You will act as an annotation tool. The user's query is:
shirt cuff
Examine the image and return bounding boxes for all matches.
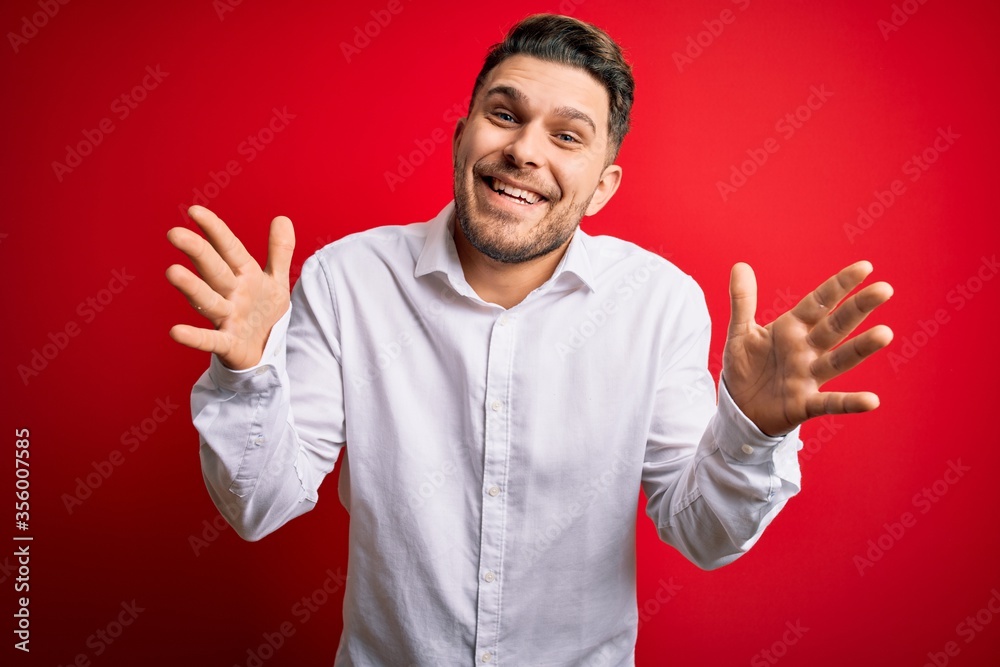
[712,379,802,469]
[207,306,292,393]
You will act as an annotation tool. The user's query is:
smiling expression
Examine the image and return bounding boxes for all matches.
[452,54,623,264]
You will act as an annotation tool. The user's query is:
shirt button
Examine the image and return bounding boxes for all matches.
[488,486,501,497]
[741,443,755,455]
[498,315,508,326]
[491,400,502,412]
[254,367,268,376]
[483,570,495,582]
[254,436,264,446]
[482,652,492,663]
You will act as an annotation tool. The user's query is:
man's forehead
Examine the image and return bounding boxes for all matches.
[478,55,609,126]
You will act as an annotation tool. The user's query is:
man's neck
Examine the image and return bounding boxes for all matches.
[451,213,571,310]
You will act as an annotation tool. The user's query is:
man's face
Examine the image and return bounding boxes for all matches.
[452,54,622,264]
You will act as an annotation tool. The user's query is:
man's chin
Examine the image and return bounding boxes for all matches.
[473,201,545,230]
[460,215,572,265]
[457,214,530,263]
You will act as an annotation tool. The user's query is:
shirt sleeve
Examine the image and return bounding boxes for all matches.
[192,254,347,541]
[640,276,803,570]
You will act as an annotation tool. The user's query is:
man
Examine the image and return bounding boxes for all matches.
[166,14,893,666]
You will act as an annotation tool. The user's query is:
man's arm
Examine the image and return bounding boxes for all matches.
[167,206,345,541]
[641,277,802,570]
[643,262,892,569]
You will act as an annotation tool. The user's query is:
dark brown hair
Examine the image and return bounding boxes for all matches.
[470,14,635,163]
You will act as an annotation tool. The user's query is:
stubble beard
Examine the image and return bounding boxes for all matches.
[452,157,592,264]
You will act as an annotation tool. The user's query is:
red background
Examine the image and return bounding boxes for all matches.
[3,0,999,665]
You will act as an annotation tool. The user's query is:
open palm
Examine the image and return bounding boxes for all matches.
[165,205,295,370]
[722,261,894,437]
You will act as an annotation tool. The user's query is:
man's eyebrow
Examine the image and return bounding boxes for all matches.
[485,84,527,105]
[552,105,596,135]
[484,85,598,135]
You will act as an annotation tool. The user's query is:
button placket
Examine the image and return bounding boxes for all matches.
[473,313,515,664]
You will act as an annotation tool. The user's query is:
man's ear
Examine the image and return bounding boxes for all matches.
[584,164,623,216]
[452,117,467,155]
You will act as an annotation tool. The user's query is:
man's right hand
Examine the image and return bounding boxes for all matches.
[166,205,295,370]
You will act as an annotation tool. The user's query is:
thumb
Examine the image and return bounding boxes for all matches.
[264,215,295,286]
[728,262,758,337]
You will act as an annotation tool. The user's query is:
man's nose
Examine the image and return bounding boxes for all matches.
[503,123,547,169]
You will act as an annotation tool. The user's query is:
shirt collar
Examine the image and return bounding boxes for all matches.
[414,200,597,294]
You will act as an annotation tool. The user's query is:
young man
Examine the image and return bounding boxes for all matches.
[166,14,893,666]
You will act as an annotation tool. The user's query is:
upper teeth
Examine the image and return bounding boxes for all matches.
[491,177,541,204]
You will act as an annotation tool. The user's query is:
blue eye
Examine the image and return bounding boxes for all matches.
[557,134,578,143]
[495,112,515,122]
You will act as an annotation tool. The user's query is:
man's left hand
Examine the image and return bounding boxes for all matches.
[722,260,894,437]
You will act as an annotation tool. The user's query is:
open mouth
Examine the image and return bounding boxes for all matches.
[482,175,547,206]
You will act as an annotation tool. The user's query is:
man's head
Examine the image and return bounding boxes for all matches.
[471,14,635,165]
[452,14,634,265]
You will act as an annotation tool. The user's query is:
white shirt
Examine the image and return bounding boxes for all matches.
[193,200,803,667]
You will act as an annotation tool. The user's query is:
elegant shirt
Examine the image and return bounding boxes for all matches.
[193,200,803,667]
